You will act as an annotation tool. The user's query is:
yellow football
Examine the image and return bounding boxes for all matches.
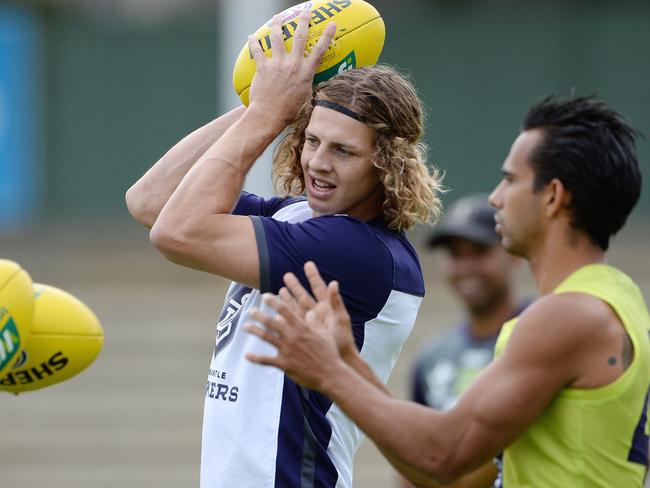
[0,283,103,394]
[233,0,385,106]
[0,259,34,377]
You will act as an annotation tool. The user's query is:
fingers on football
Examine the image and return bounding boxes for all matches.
[248,34,265,64]
[304,261,328,302]
[308,21,336,70]
[244,322,282,349]
[283,272,316,310]
[268,14,286,59]
[291,9,310,58]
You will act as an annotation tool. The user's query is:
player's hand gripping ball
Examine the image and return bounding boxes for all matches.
[233,0,385,106]
[0,283,103,394]
[0,260,34,377]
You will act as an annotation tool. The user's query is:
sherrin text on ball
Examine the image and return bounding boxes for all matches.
[0,283,103,394]
[233,0,385,105]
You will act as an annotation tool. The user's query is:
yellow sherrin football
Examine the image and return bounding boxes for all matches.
[0,283,103,394]
[0,259,34,377]
[233,0,385,106]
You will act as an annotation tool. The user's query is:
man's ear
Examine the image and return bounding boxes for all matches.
[544,178,571,218]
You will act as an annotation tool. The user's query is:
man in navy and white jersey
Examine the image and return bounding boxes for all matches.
[126,11,442,488]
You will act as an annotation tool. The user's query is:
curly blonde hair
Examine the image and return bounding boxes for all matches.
[273,65,443,231]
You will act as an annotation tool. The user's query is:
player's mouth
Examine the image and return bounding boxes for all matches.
[308,176,336,199]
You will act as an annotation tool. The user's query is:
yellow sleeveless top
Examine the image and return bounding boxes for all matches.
[494,264,650,487]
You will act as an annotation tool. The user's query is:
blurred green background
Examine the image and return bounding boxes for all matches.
[1,1,649,487]
[1,0,649,225]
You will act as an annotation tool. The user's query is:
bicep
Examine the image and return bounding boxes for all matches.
[445,318,581,471]
[446,358,556,466]
[150,214,260,288]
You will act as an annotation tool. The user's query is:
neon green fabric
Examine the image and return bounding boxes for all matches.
[494,264,650,487]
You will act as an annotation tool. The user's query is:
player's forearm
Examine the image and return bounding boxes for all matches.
[341,366,445,487]
[126,105,246,228]
[320,361,460,485]
[344,350,391,395]
[383,449,445,487]
[150,106,284,240]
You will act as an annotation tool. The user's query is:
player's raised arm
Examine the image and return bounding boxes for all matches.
[147,12,336,287]
[125,106,246,229]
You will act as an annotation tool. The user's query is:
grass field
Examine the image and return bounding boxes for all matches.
[1,221,648,487]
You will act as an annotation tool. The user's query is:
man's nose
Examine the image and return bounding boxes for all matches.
[308,147,333,172]
[489,181,503,208]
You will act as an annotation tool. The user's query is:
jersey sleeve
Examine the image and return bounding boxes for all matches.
[232,191,307,217]
[251,214,392,293]
[250,215,395,344]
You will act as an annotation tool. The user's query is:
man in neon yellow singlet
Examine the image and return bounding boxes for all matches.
[244,96,649,487]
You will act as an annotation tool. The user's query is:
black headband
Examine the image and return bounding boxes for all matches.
[313,99,366,124]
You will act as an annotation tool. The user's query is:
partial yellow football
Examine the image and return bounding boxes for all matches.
[0,283,103,394]
[233,0,385,106]
[0,259,34,377]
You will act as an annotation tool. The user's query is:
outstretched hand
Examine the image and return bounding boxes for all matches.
[283,262,357,361]
[245,261,355,389]
[247,9,336,127]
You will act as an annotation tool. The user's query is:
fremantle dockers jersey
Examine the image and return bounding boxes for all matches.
[200,192,425,488]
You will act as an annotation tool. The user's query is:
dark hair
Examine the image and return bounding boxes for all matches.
[523,96,642,250]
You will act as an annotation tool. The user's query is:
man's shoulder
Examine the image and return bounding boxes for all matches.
[268,196,310,220]
[502,293,614,367]
[302,214,378,236]
[313,215,425,296]
[255,213,423,296]
[299,215,419,264]
[522,293,613,334]
[234,191,308,219]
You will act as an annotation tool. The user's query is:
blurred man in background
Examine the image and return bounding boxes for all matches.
[402,194,526,487]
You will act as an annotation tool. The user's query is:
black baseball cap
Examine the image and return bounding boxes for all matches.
[428,194,499,248]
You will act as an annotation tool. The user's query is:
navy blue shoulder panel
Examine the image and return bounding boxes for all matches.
[365,218,425,297]
[233,191,307,217]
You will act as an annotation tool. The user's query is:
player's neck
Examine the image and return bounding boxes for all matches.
[527,228,606,295]
[468,293,517,340]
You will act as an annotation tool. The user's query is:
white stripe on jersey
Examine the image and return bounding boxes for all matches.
[200,201,312,488]
[325,290,423,488]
